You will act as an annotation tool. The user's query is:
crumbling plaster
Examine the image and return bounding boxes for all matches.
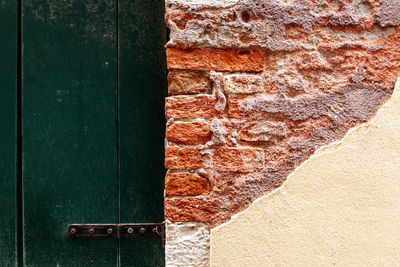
[210,78,400,266]
[164,0,400,227]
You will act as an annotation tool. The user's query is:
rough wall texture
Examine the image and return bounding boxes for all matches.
[166,222,210,267]
[164,0,400,228]
[211,78,400,266]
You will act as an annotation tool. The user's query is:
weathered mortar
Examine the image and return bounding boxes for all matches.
[164,0,400,228]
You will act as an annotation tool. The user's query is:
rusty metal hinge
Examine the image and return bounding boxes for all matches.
[66,223,165,246]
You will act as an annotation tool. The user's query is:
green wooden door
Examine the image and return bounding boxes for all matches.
[0,1,18,266]
[1,1,166,266]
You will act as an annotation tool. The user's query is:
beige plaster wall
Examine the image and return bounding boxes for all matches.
[210,79,400,266]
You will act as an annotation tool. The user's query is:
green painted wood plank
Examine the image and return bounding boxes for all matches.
[0,1,17,266]
[118,0,167,266]
[22,1,118,266]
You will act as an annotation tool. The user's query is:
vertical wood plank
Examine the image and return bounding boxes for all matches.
[22,1,118,265]
[0,1,17,266]
[118,0,167,265]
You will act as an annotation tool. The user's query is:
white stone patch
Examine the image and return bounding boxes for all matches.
[166,0,239,9]
[166,222,210,267]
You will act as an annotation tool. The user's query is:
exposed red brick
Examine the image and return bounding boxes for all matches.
[165,172,211,196]
[168,71,212,95]
[165,146,202,170]
[213,147,264,172]
[284,24,308,43]
[165,95,217,119]
[223,74,263,95]
[166,10,192,31]
[166,122,211,145]
[164,0,400,228]
[366,29,400,87]
[165,197,221,223]
[166,48,263,72]
[238,121,287,145]
[227,97,246,118]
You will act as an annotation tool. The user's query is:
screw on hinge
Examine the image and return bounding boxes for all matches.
[127,227,134,234]
[88,228,95,235]
[139,227,146,234]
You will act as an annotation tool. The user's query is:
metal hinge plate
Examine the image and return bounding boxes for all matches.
[66,223,165,246]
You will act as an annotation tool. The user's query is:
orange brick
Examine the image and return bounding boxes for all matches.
[227,97,246,118]
[164,197,221,223]
[165,95,217,119]
[165,172,211,196]
[167,48,263,72]
[165,146,202,170]
[223,74,263,94]
[166,122,211,145]
[213,147,264,172]
[168,71,212,95]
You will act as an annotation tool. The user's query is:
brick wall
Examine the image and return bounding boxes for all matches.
[164,0,400,228]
